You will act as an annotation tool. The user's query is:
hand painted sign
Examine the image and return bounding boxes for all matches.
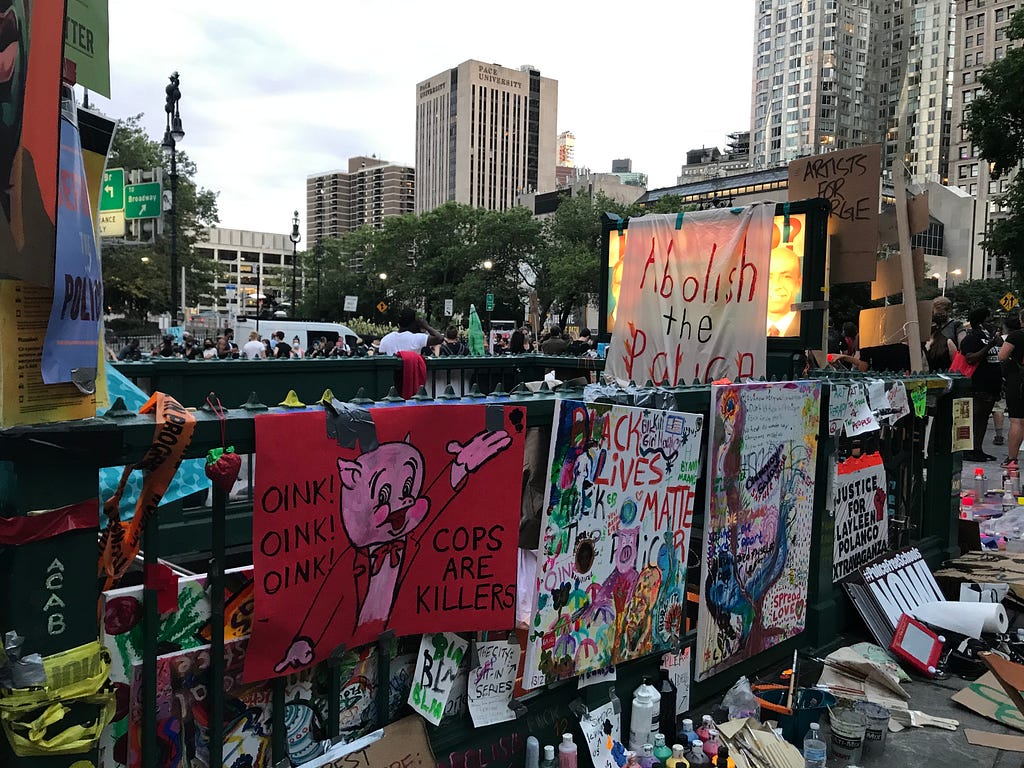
[409,632,468,726]
[697,381,821,681]
[523,400,702,688]
[831,452,889,582]
[606,204,774,385]
[245,404,525,682]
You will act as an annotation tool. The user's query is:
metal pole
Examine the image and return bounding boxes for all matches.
[316,239,322,320]
[170,145,178,326]
[256,261,261,335]
[291,241,297,318]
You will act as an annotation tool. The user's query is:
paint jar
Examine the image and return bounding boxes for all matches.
[853,701,890,758]
[827,708,867,765]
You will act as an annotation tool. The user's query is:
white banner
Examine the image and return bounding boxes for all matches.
[607,204,775,385]
[831,452,889,582]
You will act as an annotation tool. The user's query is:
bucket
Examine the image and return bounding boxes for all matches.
[829,707,867,764]
[854,701,890,757]
[754,688,836,747]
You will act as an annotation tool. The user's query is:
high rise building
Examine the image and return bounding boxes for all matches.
[193,228,300,318]
[415,60,558,212]
[558,130,576,167]
[611,158,631,173]
[951,0,1017,280]
[750,0,956,184]
[306,156,414,243]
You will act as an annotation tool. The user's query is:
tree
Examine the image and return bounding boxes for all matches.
[102,115,220,317]
[963,10,1024,275]
[947,278,1016,319]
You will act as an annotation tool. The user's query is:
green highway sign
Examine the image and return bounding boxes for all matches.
[486,293,494,311]
[100,168,124,211]
[124,182,162,219]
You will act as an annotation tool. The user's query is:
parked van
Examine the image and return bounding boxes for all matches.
[233,319,361,351]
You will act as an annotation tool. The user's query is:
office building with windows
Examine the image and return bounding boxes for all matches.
[415,60,558,212]
[951,0,1018,279]
[306,156,414,243]
[750,0,956,184]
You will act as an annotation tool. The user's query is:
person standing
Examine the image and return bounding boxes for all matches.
[933,296,966,349]
[999,312,1024,469]
[439,327,469,356]
[242,331,265,359]
[960,307,1003,462]
[540,326,568,355]
[273,331,291,358]
[924,320,956,372]
[379,307,443,355]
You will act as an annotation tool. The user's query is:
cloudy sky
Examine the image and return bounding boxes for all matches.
[94,0,754,238]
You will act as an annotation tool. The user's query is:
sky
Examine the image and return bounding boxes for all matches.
[94,0,755,239]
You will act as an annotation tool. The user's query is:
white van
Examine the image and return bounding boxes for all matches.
[233,319,362,352]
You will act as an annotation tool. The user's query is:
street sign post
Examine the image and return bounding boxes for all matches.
[124,182,162,219]
[376,300,388,314]
[344,295,358,313]
[100,168,124,212]
[485,293,494,312]
[1001,292,1019,313]
[444,298,454,316]
[98,210,125,238]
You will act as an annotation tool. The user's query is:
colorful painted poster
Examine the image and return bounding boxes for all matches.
[1,0,63,286]
[606,204,775,385]
[831,453,889,583]
[41,115,103,385]
[523,400,702,688]
[246,404,525,682]
[408,632,468,726]
[468,640,520,728]
[697,381,821,681]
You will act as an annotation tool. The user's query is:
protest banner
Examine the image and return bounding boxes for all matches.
[523,400,702,688]
[697,381,821,681]
[952,397,974,452]
[788,144,881,284]
[606,204,775,385]
[64,0,111,97]
[831,452,889,582]
[1,0,63,285]
[409,632,468,726]
[245,404,525,682]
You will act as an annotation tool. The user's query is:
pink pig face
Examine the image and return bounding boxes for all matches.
[337,441,431,547]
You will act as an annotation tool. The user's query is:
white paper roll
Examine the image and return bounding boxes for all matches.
[911,600,1009,639]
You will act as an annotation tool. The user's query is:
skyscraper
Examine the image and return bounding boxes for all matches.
[750,0,956,184]
[415,60,558,213]
[306,156,415,243]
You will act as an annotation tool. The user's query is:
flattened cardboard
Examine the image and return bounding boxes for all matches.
[859,301,933,348]
[965,729,1024,751]
[982,653,1024,716]
[908,190,930,235]
[321,715,434,768]
[871,249,925,300]
[952,672,1024,733]
[879,210,899,245]
[789,144,881,284]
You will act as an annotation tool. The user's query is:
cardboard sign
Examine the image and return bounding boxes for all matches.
[696,381,822,681]
[952,672,1024,733]
[245,405,525,682]
[953,398,974,452]
[858,301,933,348]
[788,145,881,284]
[606,205,775,385]
[468,640,520,727]
[409,633,468,726]
[523,401,702,687]
[871,248,924,300]
[318,715,435,768]
[831,453,889,582]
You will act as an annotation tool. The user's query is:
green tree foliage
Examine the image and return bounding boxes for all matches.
[102,115,220,317]
[963,10,1024,273]
[946,278,1016,319]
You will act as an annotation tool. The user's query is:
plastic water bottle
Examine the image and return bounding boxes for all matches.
[1004,481,1018,514]
[803,722,827,768]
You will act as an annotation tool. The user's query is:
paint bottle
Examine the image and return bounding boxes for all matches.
[1011,467,1021,497]
[653,733,674,764]
[540,745,558,768]
[658,669,678,740]
[526,736,540,768]
[1004,482,1018,515]
[711,745,734,768]
[702,730,721,759]
[630,677,661,749]
[974,467,987,499]
[688,739,710,766]
[558,734,578,768]
[679,718,699,746]
[665,744,690,768]
[639,743,657,768]
[696,715,714,742]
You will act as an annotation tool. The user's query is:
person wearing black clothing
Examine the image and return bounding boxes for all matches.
[567,328,595,357]
[272,330,291,359]
[925,320,956,372]
[117,339,141,361]
[438,327,469,356]
[960,307,1003,462]
[998,312,1024,469]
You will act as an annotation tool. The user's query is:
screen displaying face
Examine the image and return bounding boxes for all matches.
[605,212,806,339]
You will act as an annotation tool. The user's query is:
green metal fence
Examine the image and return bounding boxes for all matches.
[0,366,965,768]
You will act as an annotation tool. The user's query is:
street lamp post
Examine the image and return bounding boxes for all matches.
[290,211,301,317]
[315,238,322,320]
[932,267,963,296]
[161,72,184,326]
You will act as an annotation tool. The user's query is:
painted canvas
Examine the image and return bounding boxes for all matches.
[246,404,526,682]
[523,400,702,688]
[696,381,821,681]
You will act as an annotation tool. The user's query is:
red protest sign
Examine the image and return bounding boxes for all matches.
[245,404,526,682]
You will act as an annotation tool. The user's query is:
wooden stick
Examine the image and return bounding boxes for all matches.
[786,649,798,711]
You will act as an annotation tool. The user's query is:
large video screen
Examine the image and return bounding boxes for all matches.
[605,212,807,339]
